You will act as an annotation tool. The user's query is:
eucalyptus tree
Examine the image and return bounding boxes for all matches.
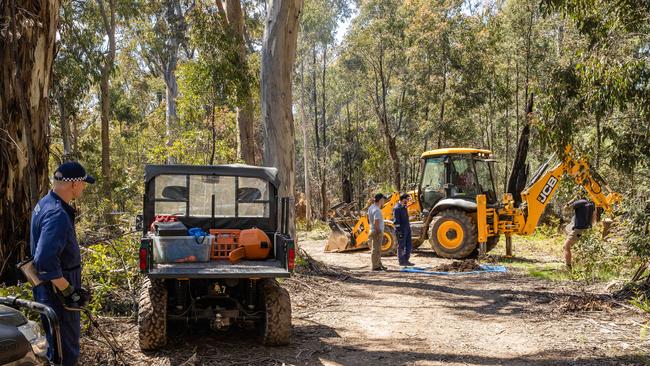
[0,0,60,284]
[134,0,195,164]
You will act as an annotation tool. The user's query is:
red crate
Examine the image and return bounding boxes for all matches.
[209,229,241,259]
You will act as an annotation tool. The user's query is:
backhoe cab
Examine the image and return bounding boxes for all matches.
[418,148,500,258]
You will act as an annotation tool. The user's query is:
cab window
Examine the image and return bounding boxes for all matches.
[474,159,497,202]
[450,157,478,196]
[420,157,446,208]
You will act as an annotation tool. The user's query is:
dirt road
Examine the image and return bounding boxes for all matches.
[81,235,649,365]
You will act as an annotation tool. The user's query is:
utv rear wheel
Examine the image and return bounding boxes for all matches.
[380,226,398,257]
[429,209,478,259]
[260,279,291,346]
[138,278,167,350]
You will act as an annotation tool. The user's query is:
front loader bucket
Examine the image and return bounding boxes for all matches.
[324,229,353,252]
[324,217,357,252]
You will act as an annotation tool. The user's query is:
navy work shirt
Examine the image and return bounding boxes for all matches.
[572,199,595,230]
[30,191,82,322]
[392,202,411,233]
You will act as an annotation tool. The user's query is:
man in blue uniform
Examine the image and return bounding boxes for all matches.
[393,193,414,266]
[31,162,94,365]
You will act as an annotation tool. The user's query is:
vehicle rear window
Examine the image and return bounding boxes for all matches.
[154,174,271,218]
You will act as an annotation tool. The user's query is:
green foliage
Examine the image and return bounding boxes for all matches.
[82,236,140,315]
[571,228,640,283]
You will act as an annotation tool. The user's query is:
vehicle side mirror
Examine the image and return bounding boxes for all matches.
[135,215,144,231]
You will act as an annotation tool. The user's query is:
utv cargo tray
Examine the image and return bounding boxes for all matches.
[148,260,289,279]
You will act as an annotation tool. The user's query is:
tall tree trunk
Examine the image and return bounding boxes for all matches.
[97,0,116,199]
[0,0,59,284]
[164,69,178,164]
[210,97,216,165]
[321,44,327,148]
[311,44,319,152]
[261,0,303,238]
[299,59,312,229]
[58,95,72,158]
[223,0,256,165]
[595,116,601,169]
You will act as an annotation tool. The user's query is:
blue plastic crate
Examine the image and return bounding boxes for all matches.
[152,235,213,263]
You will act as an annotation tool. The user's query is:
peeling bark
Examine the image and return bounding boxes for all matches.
[0,0,60,284]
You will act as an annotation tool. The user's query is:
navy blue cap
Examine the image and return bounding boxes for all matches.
[400,193,411,200]
[53,162,96,184]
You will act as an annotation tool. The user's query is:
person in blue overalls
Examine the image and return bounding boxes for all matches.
[393,193,414,266]
[31,161,94,366]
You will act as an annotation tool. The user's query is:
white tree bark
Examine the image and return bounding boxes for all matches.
[261,0,303,238]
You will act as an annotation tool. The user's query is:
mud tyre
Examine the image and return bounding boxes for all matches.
[259,279,291,346]
[487,235,500,252]
[380,226,398,257]
[138,278,167,350]
[412,238,425,250]
[428,209,478,259]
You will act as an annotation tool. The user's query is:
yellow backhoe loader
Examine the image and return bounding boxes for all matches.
[325,146,620,258]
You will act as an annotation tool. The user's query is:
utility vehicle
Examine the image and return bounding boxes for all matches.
[137,164,294,349]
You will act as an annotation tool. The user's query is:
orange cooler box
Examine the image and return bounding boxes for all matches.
[239,228,272,259]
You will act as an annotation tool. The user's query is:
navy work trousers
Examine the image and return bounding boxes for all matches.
[397,230,412,265]
[33,284,80,366]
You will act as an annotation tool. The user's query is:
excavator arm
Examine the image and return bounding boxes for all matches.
[477,145,621,244]
[517,146,621,235]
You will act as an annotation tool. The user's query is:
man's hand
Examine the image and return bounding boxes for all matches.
[57,285,91,309]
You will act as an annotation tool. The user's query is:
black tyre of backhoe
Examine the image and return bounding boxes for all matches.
[380,226,398,257]
[487,235,500,252]
[259,279,291,346]
[470,234,501,257]
[428,209,478,259]
[412,238,425,250]
[138,277,167,350]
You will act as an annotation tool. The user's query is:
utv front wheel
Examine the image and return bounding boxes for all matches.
[259,279,291,346]
[138,278,167,350]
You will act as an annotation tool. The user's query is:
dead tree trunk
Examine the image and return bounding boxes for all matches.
[507,93,533,206]
[261,0,303,238]
[0,0,59,284]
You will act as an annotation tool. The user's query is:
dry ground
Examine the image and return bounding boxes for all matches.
[80,234,650,366]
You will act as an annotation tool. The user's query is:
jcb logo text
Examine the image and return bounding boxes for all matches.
[537,176,558,203]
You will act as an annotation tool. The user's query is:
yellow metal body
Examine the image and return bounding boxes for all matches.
[476,146,621,240]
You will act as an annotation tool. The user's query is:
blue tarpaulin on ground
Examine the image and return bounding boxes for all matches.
[400,264,507,275]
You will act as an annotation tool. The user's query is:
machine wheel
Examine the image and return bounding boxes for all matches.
[428,209,478,259]
[259,279,291,346]
[471,235,501,257]
[487,235,500,252]
[412,238,425,250]
[138,278,167,350]
[380,226,398,257]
